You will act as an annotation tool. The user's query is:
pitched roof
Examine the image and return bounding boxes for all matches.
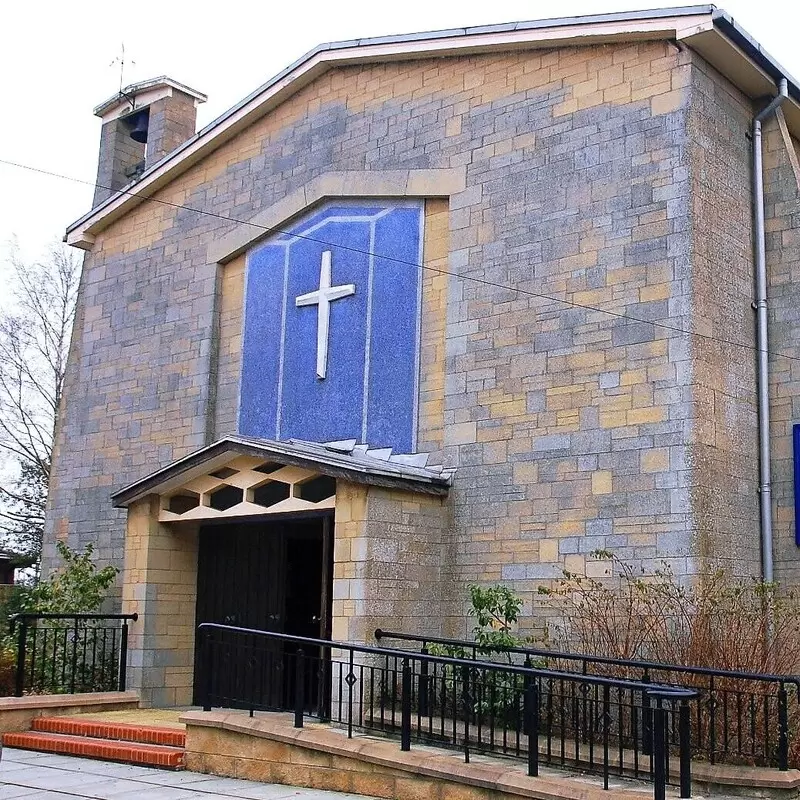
[65,6,800,249]
[110,436,455,507]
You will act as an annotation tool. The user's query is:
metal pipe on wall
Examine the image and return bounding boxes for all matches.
[753,78,789,584]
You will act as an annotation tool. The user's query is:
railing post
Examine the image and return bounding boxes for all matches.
[419,648,429,718]
[401,657,411,752]
[778,682,789,771]
[642,668,652,756]
[649,687,695,800]
[201,627,213,712]
[69,616,79,694]
[462,664,470,764]
[525,676,539,777]
[652,697,667,800]
[708,674,716,765]
[14,617,27,698]
[603,684,610,792]
[679,696,692,799]
[294,648,305,728]
[118,619,129,692]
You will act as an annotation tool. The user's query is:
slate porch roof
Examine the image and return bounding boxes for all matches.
[110,436,455,507]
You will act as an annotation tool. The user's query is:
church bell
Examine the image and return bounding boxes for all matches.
[128,111,149,144]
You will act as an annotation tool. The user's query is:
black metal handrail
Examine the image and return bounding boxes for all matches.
[9,612,138,697]
[198,622,698,799]
[375,628,798,770]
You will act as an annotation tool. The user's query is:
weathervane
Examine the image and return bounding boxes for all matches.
[110,43,136,107]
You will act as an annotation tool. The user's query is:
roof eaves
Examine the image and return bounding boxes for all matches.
[711,9,800,104]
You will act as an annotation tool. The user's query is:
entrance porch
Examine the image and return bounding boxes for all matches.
[110,436,454,708]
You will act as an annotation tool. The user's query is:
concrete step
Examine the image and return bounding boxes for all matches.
[31,716,186,747]
[3,730,186,769]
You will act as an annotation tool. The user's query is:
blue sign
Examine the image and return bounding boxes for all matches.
[239,202,423,452]
[795,423,800,546]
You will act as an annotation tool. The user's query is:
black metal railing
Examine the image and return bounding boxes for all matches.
[9,613,138,697]
[198,622,697,799]
[375,628,799,770]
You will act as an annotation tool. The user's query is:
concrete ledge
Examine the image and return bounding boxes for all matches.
[207,167,467,264]
[692,761,800,795]
[0,692,140,735]
[181,710,653,800]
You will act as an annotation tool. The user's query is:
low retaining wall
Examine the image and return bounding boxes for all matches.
[181,711,653,800]
[182,711,800,800]
[0,691,139,735]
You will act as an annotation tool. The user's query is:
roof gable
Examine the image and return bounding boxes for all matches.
[66,6,800,249]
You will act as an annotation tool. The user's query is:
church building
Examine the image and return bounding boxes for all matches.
[50,7,800,707]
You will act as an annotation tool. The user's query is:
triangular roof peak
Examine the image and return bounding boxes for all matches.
[66,6,800,248]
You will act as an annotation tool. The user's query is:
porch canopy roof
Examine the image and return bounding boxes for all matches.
[110,436,454,508]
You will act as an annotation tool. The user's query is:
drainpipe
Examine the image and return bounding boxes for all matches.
[753,77,789,584]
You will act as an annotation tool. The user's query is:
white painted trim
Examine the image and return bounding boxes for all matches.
[159,458,336,522]
[97,86,174,124]
[94,76,207,117]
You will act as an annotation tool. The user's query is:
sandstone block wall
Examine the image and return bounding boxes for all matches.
[47,39,800,639]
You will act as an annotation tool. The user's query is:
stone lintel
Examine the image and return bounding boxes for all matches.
[206,168,467,264]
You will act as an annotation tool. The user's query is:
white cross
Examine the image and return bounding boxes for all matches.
[295,251,355,380]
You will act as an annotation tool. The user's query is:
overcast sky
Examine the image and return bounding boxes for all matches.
[1,0,799,265]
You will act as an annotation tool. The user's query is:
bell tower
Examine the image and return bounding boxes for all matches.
[91,77,207,207]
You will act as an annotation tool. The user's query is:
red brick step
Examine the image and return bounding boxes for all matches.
[31,716,186,748]
[3,730,185,769]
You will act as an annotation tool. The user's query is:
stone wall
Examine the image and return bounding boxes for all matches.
[685,55,759,574]
[332,482,450,643]
[120,498,199,707]
[49,38,800,640]
[764,115,800,587]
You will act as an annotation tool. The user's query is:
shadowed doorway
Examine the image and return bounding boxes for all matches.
[192,514,332,710]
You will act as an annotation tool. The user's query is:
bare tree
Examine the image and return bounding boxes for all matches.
[0,243,81,570]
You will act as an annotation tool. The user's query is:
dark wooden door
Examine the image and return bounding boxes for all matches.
[194,522,286,709]
[193,516,331,711]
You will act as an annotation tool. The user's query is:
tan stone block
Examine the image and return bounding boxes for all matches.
[641,448,669,473]
[651,88,683,116]
[271,762,312,787]
[445,116,462,137]
[512,462,537,484]
[441,782,493,800]
[604,83,632,103]
[586,558,614,579]
[627,406,666,425]
[202,753,237,777]
[445,421,477,446]
[564,554,585,575]
[234,756,274,783]
[350,772,396,798]
[591,470,612,495]
[394,777,442,800]
[539,539,559,562]
[551,520,585,536]
[306,766,353,792]
[640,283,671,302]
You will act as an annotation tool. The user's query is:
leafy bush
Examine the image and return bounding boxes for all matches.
[6,541,119,696]
[21,540,117,614]
[426,585,537,722]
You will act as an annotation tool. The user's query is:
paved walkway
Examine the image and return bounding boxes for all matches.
[0,748,378,799]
